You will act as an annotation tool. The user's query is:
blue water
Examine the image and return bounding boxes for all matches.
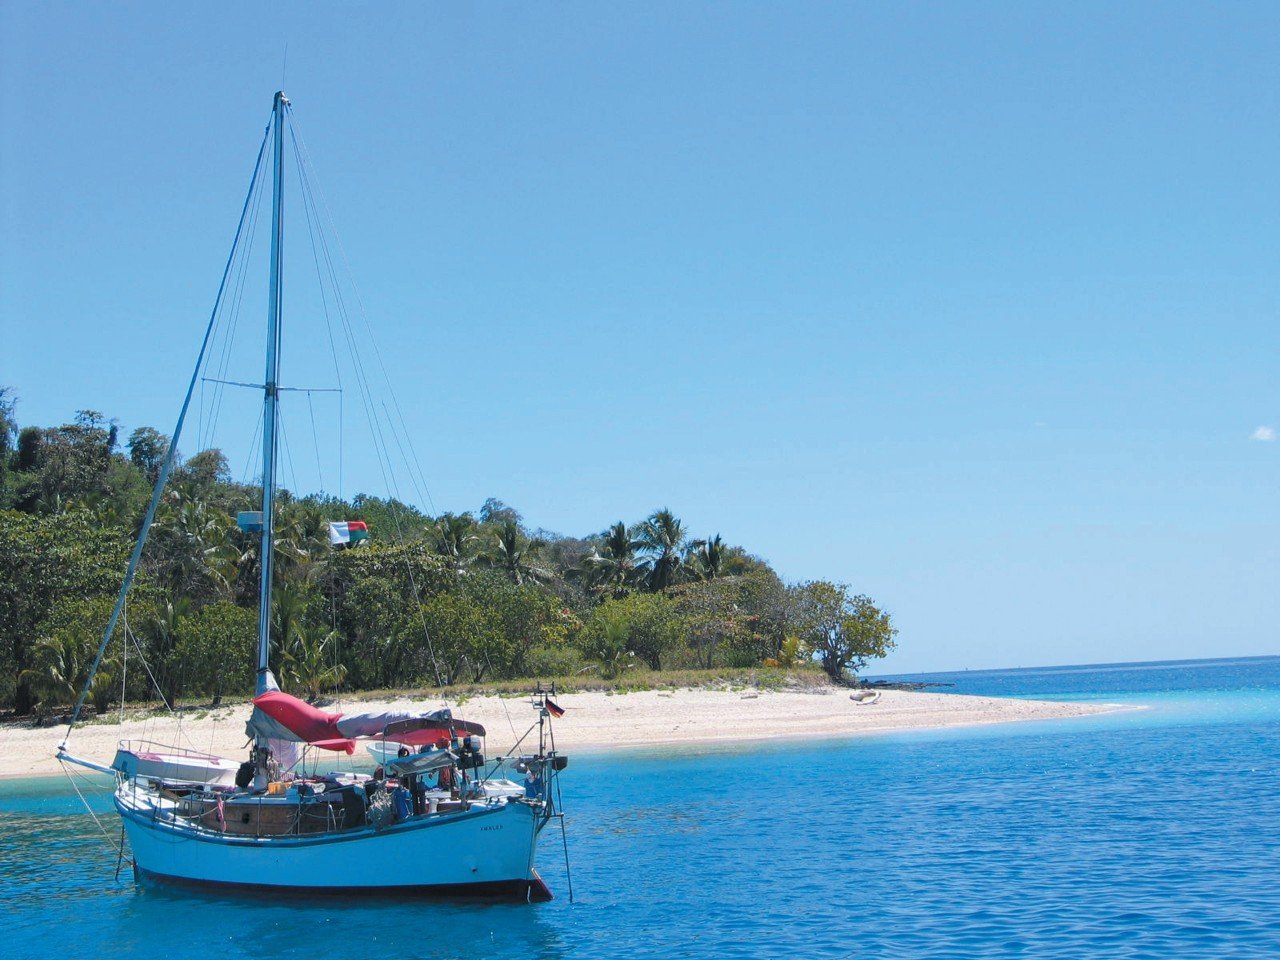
[4,656,1280,959]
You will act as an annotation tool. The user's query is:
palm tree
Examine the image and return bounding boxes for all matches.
[153,488,238,598]
[150,595,194,707]
[271,580,311,657]
[687,533,726,581]
[233,499,312,604]
[431,513,479,573]
[575,521,644,600]
[482,519,551,586]
[636,508,688,592]
[19,635,117,718]
[281,625,348,702]
[586,612,634,680]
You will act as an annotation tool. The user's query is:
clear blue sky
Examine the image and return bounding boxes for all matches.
[2,3,1277,673]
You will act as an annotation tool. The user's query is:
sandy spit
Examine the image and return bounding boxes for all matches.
[0,688,1122,780]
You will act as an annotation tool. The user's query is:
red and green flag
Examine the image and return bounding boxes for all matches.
[327,521,369,546]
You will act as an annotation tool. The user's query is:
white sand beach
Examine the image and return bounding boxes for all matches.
[0,687,1120,780]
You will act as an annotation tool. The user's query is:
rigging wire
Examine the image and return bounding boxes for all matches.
[381,400,438,520]
[122,615,170,713]
[278,406,300,499]
[497,683,520,743]
[58,762,126,858]
[287,122,345,501]
[241,407,265,488]
[118,610,128,725]
[64,115,273,742]
[289,129,424,508]
[547,711,575,903]
[203,142,270,452]
[288,124,345,399]
[202,171,260,447]
[291,115,440,516]
[287,104,444,686]
[288,110,439,516]
[307,390,325,493]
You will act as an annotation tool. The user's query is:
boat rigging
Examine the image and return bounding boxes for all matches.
[56,92,569,901]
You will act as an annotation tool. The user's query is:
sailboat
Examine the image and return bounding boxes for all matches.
[56,92,566,901]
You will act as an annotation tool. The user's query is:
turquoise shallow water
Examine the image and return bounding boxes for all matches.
[3,656,1280,959]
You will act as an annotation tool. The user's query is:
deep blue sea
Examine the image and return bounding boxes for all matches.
[4,656,1280,959]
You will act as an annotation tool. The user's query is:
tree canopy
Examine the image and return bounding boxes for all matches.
[0,391,899,714]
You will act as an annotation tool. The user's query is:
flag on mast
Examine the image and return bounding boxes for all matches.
[327,521,369,546]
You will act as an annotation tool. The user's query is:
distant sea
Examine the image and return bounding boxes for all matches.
[4,655,1280,959]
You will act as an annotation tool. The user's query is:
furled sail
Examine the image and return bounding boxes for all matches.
[246,690,356,753]
[246,692,486,751]
[335,708,485,745]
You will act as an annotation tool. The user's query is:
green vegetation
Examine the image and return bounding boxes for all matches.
[0,393,897,716]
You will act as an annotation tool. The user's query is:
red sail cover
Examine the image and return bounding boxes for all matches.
[251,691,356,754]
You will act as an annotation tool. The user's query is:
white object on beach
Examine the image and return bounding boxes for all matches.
[850,691,882,705]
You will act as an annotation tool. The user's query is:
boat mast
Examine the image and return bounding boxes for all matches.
[256,90,288,696]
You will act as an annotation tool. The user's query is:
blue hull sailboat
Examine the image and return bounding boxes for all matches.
[56,92,566,901]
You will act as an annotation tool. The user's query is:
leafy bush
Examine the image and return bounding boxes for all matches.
[523,643,589,678]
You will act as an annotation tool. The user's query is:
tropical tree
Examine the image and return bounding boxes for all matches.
[576,521,644,600]
[280,625,348,702]
[127,426,170,485]
[582,593,685,671]
[84,458,151,530]
[635,508,688,592]
[535,531,595,586]
[151,488,238,599]
[431,512,479,573]
[481,519,551,586]
[580,607,633,680]
[232,499,316,606]
[0,509,130,714]
[464,572,572,678]
[687,533,726,581]
[666,578,746,668]
[11,412,116,513]
[665,571,795,668]
[325,542,452,688]
[478,497,521,526]
[147,595,195,707]
[271,580,314,659]
[177,447,231,493]
[19,634,118,718]
[796,581,897,682]
[417,589,500,685]
[763,635,804,669]
[172,601,256,705]
[342,493,430,542]
[19,595,121,717]
[0,388,16,461]
[0,388,16,506]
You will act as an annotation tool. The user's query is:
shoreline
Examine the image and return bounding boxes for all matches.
[0,688,1123,781]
